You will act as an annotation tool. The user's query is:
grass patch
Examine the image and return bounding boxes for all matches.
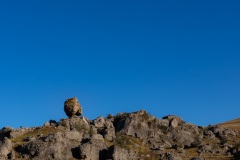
[113,133,157,159]
[114,134,133,150]
[11,126,61,146]
[75,124,87,133]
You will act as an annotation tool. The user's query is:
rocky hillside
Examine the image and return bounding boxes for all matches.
[219,119,240,133]
[0,98,240,160]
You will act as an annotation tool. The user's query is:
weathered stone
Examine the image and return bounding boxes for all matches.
[64,130,83,142]
[58,116,89,131]
[172,130,195,148]
[114,111,150,139]
[170,118,179,128]
[18,132,80,160]
[198,144,213,153]
[94,116,105,128]
[79,134,107,160]
[0,137,12,159]
[64,97,82,117]
[109,145,137,160]
[103,120,116,141]
[43,120,57,127]
[209,125,238,143]
[44,122,50,127]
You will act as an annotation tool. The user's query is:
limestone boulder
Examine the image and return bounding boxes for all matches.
[0,137,12,159]
[109,145,137,160]
[103,120,116,141]
[114,111,150,139]
[58,116,89,132]
[64,97,82,117]
[163,115,182,128]
[94,116,105,128]
[79,134,107,160]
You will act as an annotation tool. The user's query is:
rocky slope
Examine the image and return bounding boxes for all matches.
[0,98,240,160]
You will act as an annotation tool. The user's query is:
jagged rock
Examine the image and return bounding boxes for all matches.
[103,120,116,141]
[204,129,215,138]
[0,137,12,159]
[94,116,105,128]
[172,130,195,148]
[58,116,89,131]
[107,114,114,120]
[109,145,137,160]
[79,134,107,160]
[18,131,82,160]
[64,130,83,141]
[114,110,150,139]
[64,97,82,117]
[209,125,238,143]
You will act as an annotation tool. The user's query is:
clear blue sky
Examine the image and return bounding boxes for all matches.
[0,1,239,128]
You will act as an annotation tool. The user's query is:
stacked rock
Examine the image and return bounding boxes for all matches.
[64,97,82,117]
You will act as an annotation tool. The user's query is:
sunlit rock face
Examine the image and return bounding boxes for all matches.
[64,97,82,117]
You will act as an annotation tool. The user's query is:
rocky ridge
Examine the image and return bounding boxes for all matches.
[0,98,240,160]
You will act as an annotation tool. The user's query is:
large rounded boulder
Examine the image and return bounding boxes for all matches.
[64,97,82,117]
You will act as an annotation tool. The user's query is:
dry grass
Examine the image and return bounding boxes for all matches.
[11,126,63,159]
[11,126,62,146]
[219,118,240,141]
[106,134,158,159]
[182,147,232,160]
[219,118,240,130]
[104,139,113,148]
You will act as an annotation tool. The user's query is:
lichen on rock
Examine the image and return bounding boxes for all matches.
[64,97,82,118]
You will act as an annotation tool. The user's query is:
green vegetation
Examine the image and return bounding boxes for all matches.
[88,128,93,135]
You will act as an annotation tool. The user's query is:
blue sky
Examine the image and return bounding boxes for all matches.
[0,1,239,128]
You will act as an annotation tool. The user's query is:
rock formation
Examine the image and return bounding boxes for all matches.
[0,137,12,159]
[64,97,82,117]
[0,98,239,160]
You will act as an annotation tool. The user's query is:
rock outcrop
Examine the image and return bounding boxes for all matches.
[0,98,239,160]
[0,137,12,159]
